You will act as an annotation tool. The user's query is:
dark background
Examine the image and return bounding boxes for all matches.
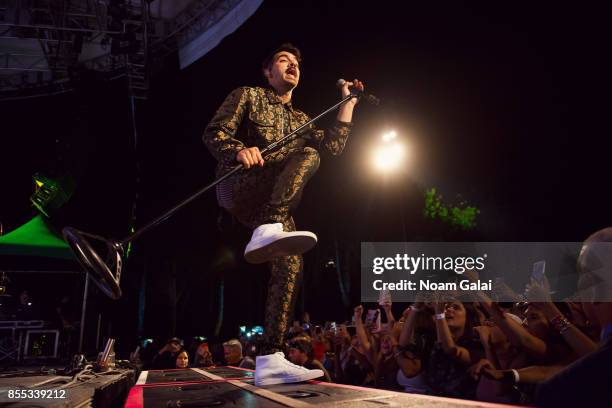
[1,1,609,354]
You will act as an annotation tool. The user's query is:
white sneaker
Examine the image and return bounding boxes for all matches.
[254,352,324,386]
[244,223,317,264]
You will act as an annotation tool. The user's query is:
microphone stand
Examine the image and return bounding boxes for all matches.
[63,92,363,299]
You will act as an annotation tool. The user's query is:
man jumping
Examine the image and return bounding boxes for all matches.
[203,43,363,385]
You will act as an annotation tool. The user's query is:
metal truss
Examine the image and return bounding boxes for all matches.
[0,0,248,101]
[0,0,143,100]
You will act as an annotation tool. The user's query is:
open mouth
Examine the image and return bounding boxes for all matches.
[285,68,297,78]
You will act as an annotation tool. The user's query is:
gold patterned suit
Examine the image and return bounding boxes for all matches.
[203,86,352,347]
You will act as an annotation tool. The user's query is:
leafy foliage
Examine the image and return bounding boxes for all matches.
[424,188,480,230]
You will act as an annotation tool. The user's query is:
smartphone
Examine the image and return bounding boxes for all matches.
[365,309,379,326]
[371,312,382,333]
[532,260,546,282]
[378,289,392,306]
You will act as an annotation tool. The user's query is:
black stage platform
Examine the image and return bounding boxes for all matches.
[126,367,519,408]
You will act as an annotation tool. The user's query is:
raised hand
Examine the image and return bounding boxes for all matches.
[340,78,365,105]
[525,275,552,303]
[354,305,364,320]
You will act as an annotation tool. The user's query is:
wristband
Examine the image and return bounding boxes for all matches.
[511,369,520,384]
[434,312,446,320]
[550,315,572,334]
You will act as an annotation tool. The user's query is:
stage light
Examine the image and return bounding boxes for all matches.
[0,272,10,297]
[372,142,405,173]
[383,131,395,141]
[382,130,397,142]
[30,173,75,217]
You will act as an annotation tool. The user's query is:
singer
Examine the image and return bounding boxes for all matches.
[203,43,364,349]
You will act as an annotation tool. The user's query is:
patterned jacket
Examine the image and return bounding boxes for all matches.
[203,86,353,175]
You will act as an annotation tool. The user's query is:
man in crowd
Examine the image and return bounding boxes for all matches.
[536,227,612,407]
[287,337,332,382]
[223,339,255,369]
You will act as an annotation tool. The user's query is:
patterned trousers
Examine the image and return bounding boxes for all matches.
[218,146,320,347]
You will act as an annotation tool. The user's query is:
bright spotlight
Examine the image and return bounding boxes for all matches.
[373,142,405,172]
[382,130,397,142]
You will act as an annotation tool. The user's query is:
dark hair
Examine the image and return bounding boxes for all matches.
[288,337,313,359]
[261,43,302,72]
[167,337,184,347]
[461,302,482,340]
[443,301,481,341]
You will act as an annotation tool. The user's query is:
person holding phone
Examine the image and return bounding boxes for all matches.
[354,305,402,390]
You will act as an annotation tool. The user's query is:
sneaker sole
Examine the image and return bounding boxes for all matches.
[254,369,324,387]
[245,233,317,264]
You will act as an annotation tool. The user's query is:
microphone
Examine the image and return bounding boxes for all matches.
[336,78,380,106]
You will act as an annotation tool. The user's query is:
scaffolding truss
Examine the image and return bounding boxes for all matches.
[0,0,252,101]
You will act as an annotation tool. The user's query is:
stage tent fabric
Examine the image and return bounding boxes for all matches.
[178,0,264,69]
[0,215,74,260]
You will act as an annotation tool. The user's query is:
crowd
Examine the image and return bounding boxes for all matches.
[136,228,612,407]
[139,291,608,406]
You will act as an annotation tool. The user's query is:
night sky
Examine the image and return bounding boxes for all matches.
[1,1,609,351]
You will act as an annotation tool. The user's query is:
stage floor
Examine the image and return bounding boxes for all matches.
[126,366,520,408]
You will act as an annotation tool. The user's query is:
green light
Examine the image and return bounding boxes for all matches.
[0,215,73,259]
[125,227,135,258]
[30,173,75,217]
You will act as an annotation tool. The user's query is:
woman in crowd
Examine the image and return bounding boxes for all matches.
[395,303,434,394]
[396,299,484,399]
[354,305,402,390]
[333,325,373,385]
[175,349,189,369]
